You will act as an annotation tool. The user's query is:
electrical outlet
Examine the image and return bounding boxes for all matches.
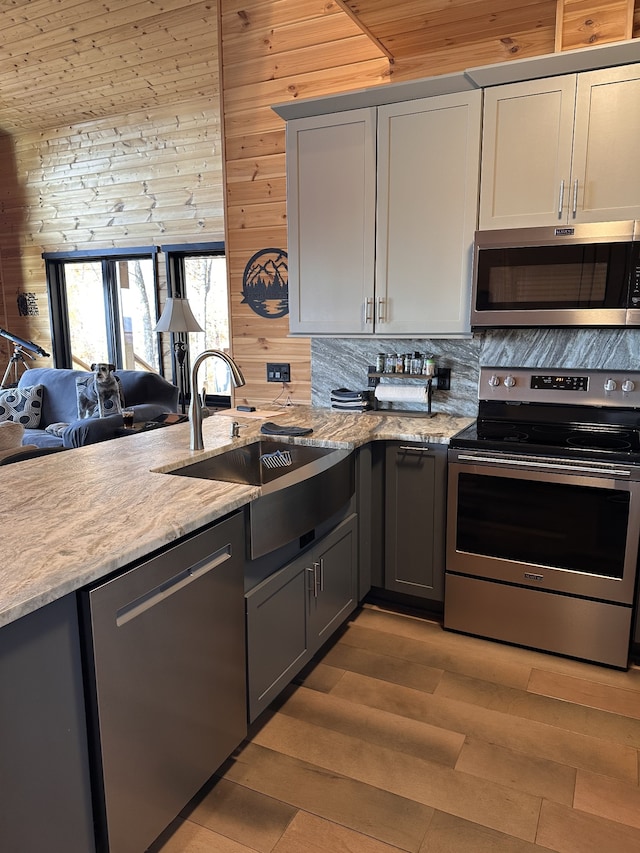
[266,362,291,383]
[435,367,451,390]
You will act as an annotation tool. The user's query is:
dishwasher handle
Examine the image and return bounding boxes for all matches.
[115,543,232,627]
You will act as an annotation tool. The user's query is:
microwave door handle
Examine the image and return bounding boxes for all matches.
[558,179,565,219]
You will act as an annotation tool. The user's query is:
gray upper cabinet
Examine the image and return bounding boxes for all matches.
[286,91,482,336]
[286,108,377,335]
[376,93,482,335]
[479,63,640,230]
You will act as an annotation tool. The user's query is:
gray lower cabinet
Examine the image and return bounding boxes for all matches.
[246,513,358,722]
[385,442,447,601]
[0,594,95,853]
[82,512,247,853]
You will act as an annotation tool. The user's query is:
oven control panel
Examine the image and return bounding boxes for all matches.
[481,367,640,407]
[530,375,589,391]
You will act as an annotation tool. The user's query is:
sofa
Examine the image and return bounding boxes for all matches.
[7,368,179,449]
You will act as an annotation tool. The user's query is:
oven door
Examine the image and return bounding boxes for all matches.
[446,453,640,605]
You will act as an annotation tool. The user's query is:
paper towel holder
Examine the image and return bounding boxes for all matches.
[367,366,450,416]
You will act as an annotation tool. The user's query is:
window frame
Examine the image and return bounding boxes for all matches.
[43,246,160,371]
[161,241,230,407]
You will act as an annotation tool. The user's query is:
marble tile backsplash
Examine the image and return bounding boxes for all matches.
[312,328,640,417]
[312,336,482,417]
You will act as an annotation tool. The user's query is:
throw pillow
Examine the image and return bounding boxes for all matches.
[0,385,43,428]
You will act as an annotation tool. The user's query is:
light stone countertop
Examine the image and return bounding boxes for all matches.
[0,405,473,628]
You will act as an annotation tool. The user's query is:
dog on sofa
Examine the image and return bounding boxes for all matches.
[76,363,125,419]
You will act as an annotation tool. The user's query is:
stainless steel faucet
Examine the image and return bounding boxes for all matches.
[189,350,246,451]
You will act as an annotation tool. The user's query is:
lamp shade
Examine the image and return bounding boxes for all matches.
[154,297,204,333]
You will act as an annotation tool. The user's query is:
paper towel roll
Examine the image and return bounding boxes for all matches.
[374,385,428,404]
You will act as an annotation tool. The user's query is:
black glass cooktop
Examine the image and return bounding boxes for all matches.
[450,402,640,462]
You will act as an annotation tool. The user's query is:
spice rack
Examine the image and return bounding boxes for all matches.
[367,366,451,389]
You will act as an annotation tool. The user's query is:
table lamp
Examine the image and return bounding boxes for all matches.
[154,297,203,414]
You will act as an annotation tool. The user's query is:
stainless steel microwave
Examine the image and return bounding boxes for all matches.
[470,221,640,328]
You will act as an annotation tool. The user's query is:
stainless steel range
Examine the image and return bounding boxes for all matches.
[445,366,640,668]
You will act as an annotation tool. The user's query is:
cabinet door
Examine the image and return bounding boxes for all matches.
[287,109,377,334]
[0,596,95,853]
[376,91,482,335]
[308,513,358,655]
[246,555,310,723]
[479,76,576,229]
[572,64,640,223]
[385,443,447,601]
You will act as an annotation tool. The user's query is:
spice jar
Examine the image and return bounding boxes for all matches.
[423,357,435,377]
[410,352,423,375]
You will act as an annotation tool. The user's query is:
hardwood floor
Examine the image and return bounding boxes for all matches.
[149,604,640,852]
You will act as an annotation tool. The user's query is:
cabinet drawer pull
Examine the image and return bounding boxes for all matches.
[305,566,316,597]
[399,445,430,453]
[557,179,565,218]
[377,297,386,323]
[572,178,579,217]
[364,298,374,323]
[317,559,324,593]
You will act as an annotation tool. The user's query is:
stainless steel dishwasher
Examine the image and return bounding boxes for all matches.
[81,512,246,853]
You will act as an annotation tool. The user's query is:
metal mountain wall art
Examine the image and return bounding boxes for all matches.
[242,248,288,319]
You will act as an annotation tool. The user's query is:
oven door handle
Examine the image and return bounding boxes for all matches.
[455,453,632,478]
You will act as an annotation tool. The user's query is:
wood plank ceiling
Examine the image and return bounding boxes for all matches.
[335,0,638,61]
[334,0,558,61]
[1,0,637,136]
[0,0,218,133]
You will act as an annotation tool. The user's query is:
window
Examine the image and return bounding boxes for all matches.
[163,243,231,399]
[45,248,159,372]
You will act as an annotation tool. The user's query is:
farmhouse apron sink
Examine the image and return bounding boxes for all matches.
[165,440,354,558]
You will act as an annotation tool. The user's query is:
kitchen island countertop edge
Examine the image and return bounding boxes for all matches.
[0,405,473,627]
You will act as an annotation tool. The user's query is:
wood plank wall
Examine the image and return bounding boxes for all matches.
[1,98,223,377]
[1,1,639,405]
[0,2,221,383]
[220,0,388,407]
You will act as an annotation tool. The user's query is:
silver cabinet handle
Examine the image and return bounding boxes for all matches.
[377,297,386,323]
[306,566,316,597]
[317,559,324,593]
[364,298,374,324]
[558,179,565,218]
[572,178,579,217]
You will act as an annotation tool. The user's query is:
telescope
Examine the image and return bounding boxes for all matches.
[0,327,50,389]
[0,327,49,358]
